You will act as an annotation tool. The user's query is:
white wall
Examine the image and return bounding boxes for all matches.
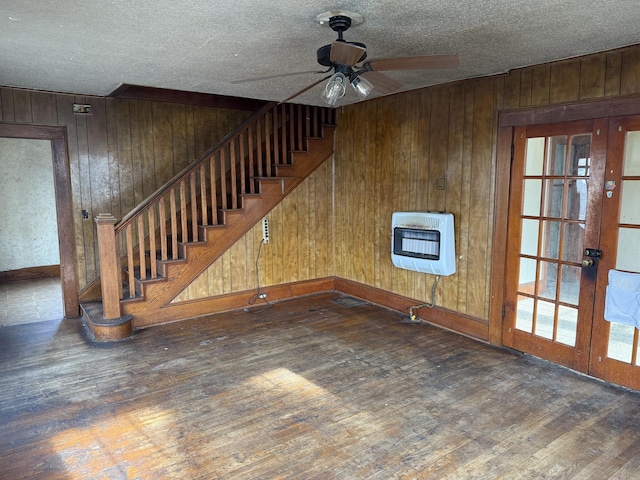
[0,138,60,271]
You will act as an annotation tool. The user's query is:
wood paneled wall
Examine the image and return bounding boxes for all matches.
[3,43,640,332]
[0,88,250,289]
[332,81,498,321]
[332,44,640,324]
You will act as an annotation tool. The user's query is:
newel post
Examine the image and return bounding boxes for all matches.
[95,213,122,320]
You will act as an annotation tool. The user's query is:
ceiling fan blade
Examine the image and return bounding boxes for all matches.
[330,41,366,66]
[230,70,322,84]
[360,71,403,95]
[279,75,332,104]
[365,54,460,72]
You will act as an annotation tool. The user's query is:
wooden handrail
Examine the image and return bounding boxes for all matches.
[116,101,277,232]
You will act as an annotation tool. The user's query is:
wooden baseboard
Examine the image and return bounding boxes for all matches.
[132,277,336,328]
[0,265,60,283]
[334,277,490,342]
[126,275,488,343]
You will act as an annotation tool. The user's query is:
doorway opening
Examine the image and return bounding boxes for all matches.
[0,137,64,326]
[0,124,79,319]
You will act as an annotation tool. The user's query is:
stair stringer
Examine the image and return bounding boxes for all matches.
[122,126,335,328]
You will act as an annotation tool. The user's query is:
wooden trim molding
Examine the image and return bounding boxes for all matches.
[0,265,60,283]
[488,125,515,345]
[499,94,640,127]
[334,278,490,342]
[0,123,79,318]
[108,84,268,112]
[131,277,337,328]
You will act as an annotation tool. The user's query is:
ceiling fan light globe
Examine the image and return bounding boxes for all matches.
[323,72,346,106]
[351,75,374,100]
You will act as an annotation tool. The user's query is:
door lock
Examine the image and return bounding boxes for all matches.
[582,248,602,267]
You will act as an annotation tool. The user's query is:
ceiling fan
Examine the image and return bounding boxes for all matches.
[268,13,459,106]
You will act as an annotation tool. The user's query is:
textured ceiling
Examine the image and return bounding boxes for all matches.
[1,1,640,107]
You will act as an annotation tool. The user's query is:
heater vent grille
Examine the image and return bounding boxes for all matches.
[391,212,456,276]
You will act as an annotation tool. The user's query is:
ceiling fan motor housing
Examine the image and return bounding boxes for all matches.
[329,15,352,34]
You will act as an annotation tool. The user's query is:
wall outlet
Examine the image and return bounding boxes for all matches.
[262,217,270,244]
[258,293,268,299]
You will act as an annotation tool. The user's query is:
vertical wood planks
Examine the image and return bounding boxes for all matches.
[74,96,97,282]
[550,61,580,104]
[55,94,86,287]
[605,51,622,96]
[579,55,606,99]
[620,47,640,95]
[444,83,465,311]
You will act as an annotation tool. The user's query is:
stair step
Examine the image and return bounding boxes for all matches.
[252,176,299,181]
[80,301,133,342]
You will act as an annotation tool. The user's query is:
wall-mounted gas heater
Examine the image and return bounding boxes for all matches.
[391,212,456,276]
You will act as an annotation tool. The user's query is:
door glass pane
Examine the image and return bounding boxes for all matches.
[620,180,640,224]
[516,295,534,333]
[557,306,577,346]
[617,228,640,272]
[525,137,545,176]
[623,131,640,176]
[546,136,567,176]
[568,134,591,176]
[535,300,555,339]
[542,220,561,260]
[567,179,588,221]
[543,179,564,218]
[559,265,581,306]
[519,257,537,293]
[523,179,542,216]
[520,219,540,256]
[537,261,557,301]
[608,323,635,363]
[562,223,585,262]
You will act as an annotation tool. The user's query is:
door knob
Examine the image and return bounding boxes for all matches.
[581,259,594,267]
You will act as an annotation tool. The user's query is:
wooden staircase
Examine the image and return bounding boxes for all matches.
[81,102,336,340]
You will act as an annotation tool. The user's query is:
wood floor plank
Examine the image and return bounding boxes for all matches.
[1,293,640,478]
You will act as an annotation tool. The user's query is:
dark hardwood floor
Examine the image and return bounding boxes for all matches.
[1,292,640,479]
